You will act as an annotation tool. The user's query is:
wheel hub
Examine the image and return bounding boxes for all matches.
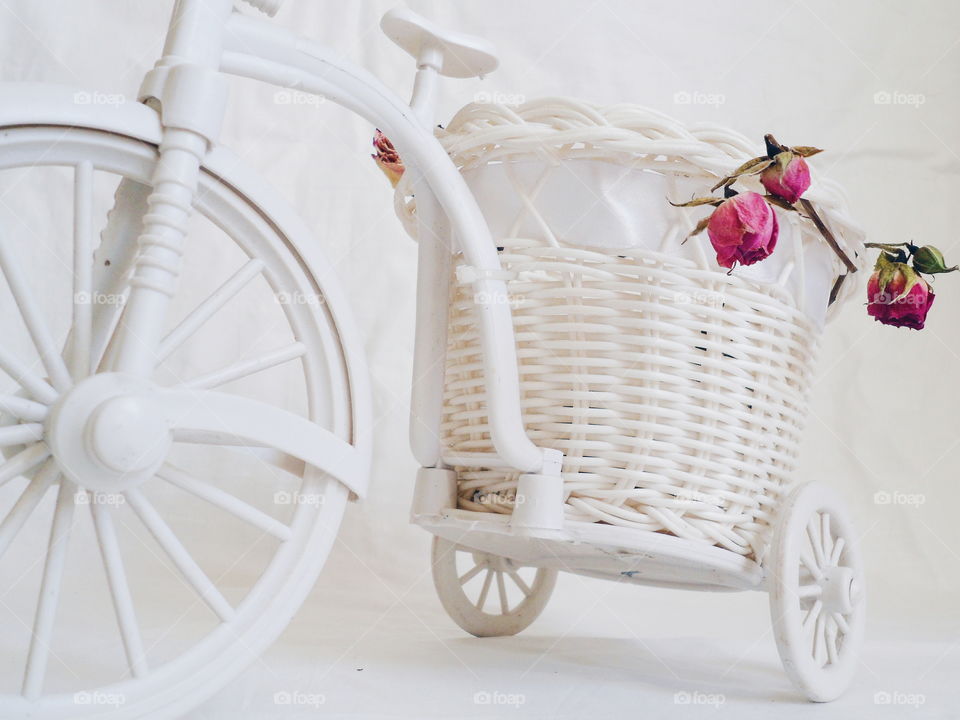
[818,565,856,615]
[46,373,170,492]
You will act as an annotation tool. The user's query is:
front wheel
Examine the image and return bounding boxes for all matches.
[768,483,866,702]
[0,124,362,718]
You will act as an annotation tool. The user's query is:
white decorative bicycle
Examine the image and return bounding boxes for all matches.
[0,1,866,717]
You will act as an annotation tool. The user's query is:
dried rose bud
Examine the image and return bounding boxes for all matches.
[867,257,934,330]
[760,151,811,204]
[706,191,779,268]
[371,129,404,187]
[911,245,958,275]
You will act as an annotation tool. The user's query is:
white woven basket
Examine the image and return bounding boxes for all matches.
[398,98,865,559]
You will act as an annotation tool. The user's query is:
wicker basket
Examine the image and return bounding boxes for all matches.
[398,98,865,560]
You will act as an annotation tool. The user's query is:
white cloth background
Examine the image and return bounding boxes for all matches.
[0,0,957,717]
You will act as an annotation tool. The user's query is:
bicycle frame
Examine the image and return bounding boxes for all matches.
[121,0,562,477]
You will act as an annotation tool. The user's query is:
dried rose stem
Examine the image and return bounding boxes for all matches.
[799,198,857,274]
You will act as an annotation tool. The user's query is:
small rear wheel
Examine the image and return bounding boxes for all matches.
[769,483,865,702]
[431,536,556,637]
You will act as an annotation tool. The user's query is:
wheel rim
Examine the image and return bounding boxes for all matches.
[431,536,556,637]
[769,483,865,702]
[0,126,353,717]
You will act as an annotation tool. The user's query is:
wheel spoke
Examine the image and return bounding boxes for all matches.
[158,463,292,541]
[179,342,306,390]
[0,229,72,392]
[807,516,826,569]
[22,479,77,698]
[458,561,485,587]
[802,599,822,632]
[0,460,57,562]
[797,583,822,599]
[829,536,845,566]
[824,615,839,665]
[799,547,823,581]
[0,343,58,404]
[0,443,51,489]
[812,612,826,667]
[496,570,509,614]
[0,395,48,422]
[832,611,850,635]
[125,488,235,622]
[90,496,149,678]
[0,423,43,447]
[506,567,532,597]
[156,258,264,363]
[70,161,95,380]
[475,569,494,610]
[820,512,834,563]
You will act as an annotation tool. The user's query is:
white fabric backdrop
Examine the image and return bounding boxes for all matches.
[1,0,958,717]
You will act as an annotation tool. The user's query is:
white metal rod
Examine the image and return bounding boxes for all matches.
[0,460,57,562]
[0,423,44,447]
[158,463,292,541]
[90,498,149,679]
[0,443,51,489]
[0,395,48,422]
[0,230,72,393]
[125,488,236,622]
[156,258,265,363]
[22,480,77,699]
[0,342,59,405]
[180,342,305,390]
[72,161,94,380]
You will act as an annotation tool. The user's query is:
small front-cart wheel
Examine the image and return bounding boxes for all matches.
[769,482,866,702]
[431,536,556,637]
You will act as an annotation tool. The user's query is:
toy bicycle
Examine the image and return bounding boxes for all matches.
[0,1,865,717]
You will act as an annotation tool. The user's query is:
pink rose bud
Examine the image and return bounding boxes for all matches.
[371,129,404,187]
[706,191,779,268]
[867,263,934,330]
[760,151,811,204]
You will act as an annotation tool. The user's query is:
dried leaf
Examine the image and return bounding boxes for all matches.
[670,196,723,208]
[763,194,798,212]
[710,156,772,191]
[686,215,712,239]
[791,145,824,157]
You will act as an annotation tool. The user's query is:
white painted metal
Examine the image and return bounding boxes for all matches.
[380,8,499,79]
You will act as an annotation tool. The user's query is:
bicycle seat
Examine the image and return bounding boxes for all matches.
[380,8,499,78]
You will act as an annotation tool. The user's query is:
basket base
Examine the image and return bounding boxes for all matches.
[414,509,765,592]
